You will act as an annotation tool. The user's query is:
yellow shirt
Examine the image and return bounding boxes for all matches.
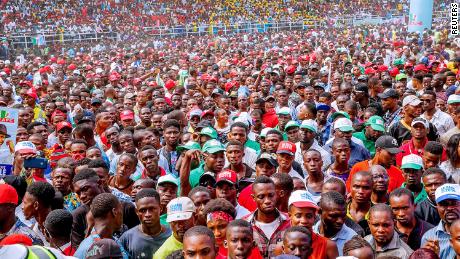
[153,235,183,259]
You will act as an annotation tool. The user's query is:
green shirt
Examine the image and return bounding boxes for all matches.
[159,214,169,227]
[245,139,261,154]
[401,183,428,203]
[274,126,289,141]
[153,235,183,259]
[353,131,376,157]
[189,163,205,188]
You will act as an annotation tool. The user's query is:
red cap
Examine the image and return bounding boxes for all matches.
[165,79,176,90]
[286,65,296,74]
[389,67,400,77]
[276,141,296,156]
[414,64,428,72]
[377,65,388,73]
[49,57,58,63]
[0,184,18,205]
[3,67,11,75]
[57,59,66,65]
[364,67,376,75]
[201,110,214,118]
[67,64,77,70]
[19,81,33,88]
[26,88,38,100]
[51,110,67,121]
[216,169,237,186]
[56,121,72,132]
[404,62,414,68]
[0,234,33,246]
[120,110,135,121]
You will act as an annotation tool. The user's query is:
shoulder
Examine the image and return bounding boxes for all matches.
[120,225,139,240]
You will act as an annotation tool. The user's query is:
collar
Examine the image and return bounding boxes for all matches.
[408,138,427,154]
[247,209,287,223]
[346,202,370,221]
[59,241,72,251]
[377,231,400,252]
[435,220,449,236]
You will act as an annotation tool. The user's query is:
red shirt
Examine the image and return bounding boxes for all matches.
[347,160,405,193]
[395,138,447,167]
[216,245,263,259]
[238,184,257,212]
[309,232,328,259]
[262,109,279,128]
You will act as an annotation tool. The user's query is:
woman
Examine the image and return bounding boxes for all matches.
[214,109,230,142]
[440,133,460,184]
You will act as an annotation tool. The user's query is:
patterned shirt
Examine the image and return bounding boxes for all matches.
[0,218,44,245]
[421,221,456,259]
[63,192,81,212]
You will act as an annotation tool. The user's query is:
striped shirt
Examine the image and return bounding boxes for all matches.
[421,221,456,259]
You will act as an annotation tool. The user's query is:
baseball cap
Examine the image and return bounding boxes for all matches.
[78,115,95,124]
[199,127,218,139]
[393,58,404,66]
[435,184,460,203]
[86,238,123,259]
[414,64,428,73]
[365,116,385,132]
[211,88,224,97]
[284,121,299,131]
[277,107,291,116]
[199,172,216,187]
[411,117,429,128]
[401,154,424,170]
[0,184,18,205]
[375,135,402,154]
[288,190,319,210]
[157,174,180,188]
[402,95,422,107]
[56,121,72,132]
[256,152,278,167]
[260,128,272,138]
[448,95,460,104]
[14,141,37,155]
[125,93,136,100]
[334,118,354,132]
[277,141,296,156]
[377,88,399,99]
[316,103,330,111]
[330,111,350,121]
[202,139,225,154]
[166,197,196,223]
[216,169,237,186]
[189,109,203,118]
[176,141,201,153]
[120,110,135,121]
[91,98,102,105]
[300,119,317,133]
[201,110,214,118]
[395,73,408,81]
[264,95,276,102]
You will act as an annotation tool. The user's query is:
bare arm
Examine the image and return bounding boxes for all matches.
[326,239,339,259]
[179,150,201,197]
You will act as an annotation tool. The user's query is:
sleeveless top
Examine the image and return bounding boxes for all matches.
[309,232,328,259]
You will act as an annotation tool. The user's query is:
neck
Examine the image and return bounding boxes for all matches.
[52,238,70,249]
[146,167,161,179]
[388,105,399,113]
[371,191,388,204]
[300,140,314,150]
[229,163,245,175]
[36,208,51,227]
[320,222,338,238]
[115,176,132,187]
[278,166,291,174]
[351,199,371,212]
[397,216,417,229]
[403,115,413,125]
[111,144,122,153]
[165,143,177,151]
[308,172,324,182]
[217,120,227,128]
[333,161,348,171]
[407,183,423,193]
[425,108,436,116]
[0,213,16,234]
[94,221,114,239]
[140,222,162,236]
[413,138,426,149]
[256,209,278,223]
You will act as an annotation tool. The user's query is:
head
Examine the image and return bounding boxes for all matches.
[446,134,460,166]
[87,159,110,187]
[22,182,55,220]
[138,145,160,178]
[319,191,347,235]
[228,122,248,144]
[423,141,444,168]
[167,197,197,242]
[225,220,256,259]
[251,176,277,215]
[118,130,136,154]
[204,198,236,247]
[282,226,312,259]
[182,226,217,259]
[303,149,323,176]
[226,140,244,166]
[368,204,394,247]
[90,193,123,232]
[163,119,181,148]
[343,235,375,259]
[265,130,283,154]
[189,186,212,226]
[332,138,350,165]
[51,167,73,195]
[44,209,73,246]
[450,219,460,257]
[369,165,389,195]
[350,171,373,205]
[255,153,277,177]
[135,188,161,229]
[72,169,104,206]
[271,173,294,209]
[116,153,137,180]
[422,168,447,202]
[436,184,460,226]
[131,179,156,200]
[389,188,416,227]
[322,177,346,197]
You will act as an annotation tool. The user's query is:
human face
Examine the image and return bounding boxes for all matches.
[423,173,446,202]
[97,112,113,129]
[157,183,178,208]
[18,108,33,127]
[402,168,423,187]
[86,148,102,160]
[283,231,311,259]
[116,156,136,179]
[171,217,195,242]
[423,152,441,169]
[204,151,225,172]
[164,126,180,147]
[286,127,300,143]
[450,222,460,256]
[57,127,71,144]
[136,197,160,227]
[321,203,346,235]
[289,206,316,229]
[351,175,373,204]
[229,127,247,144]
[207,218,228,247]
[73,179,102,205]
[299,128,315,144]
[332,142,350,164]
[410,123,427,140]
[119,134,136,153]
[183,234,216,259]
[376,148,394,168]
[371,170,389,193]
[335,129,352,142]
[303,151,323,175]
[16,127,29,142]
[389,194,415,226]
[438,199,460,224]
[140,108,152,125]
[216,182,237,204]
[265,134,281,153]
[22,192,37,220]
[105,128,120,145]
[277,153,294,170]
[368,211,394,247]
[225,227,254,259]
[152,115,163,131]
[190,191,211,225]
[226,145,244,165]
[70,143,87,160]
[251,183,277,214]
[255,160,276,177]
[421,94,436,112]
[139,149,159,173]
[52,168,72,194]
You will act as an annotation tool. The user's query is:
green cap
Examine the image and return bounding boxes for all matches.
[395,73,408,81]
[401,154,424,170]
[300,119,317,133]
[202,139,225,154]
[260,128,272,138]
[393,58,404,66]
[199,127,218,139]
[365,115,385,132]
[284,120,300,131]
[177,141,201,152]
[331,111,350,121]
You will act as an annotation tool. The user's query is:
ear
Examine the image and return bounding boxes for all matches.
[33,200,40,212]
[223,240,228,249]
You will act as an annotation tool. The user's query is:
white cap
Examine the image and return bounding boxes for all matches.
[435,184,460,203]
[95,68,104,74]
[402,95,422,107]
[300,119,317,133]
[166,197,196,223]
[401,154,424,170]
[277,107,291,116]
[334,118,354,132]
[14,141,37,154]
[288,190,319,210]
[171,65,179,71]
[448,94,460,104]
[411,117,429,128]
[260,127,272,138]
[157,174,180,188]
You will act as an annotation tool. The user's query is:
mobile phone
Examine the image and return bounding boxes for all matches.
[24,158,49,169]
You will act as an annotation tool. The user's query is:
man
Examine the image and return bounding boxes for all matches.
[401,154,427,203]
[52,166,80,212]
[313,191,358,256]
[364,204,413,258]
[264,130,284,154]
[271,173,294,213]
[276,141,304,180]
[120,189,171,259]
[224,140,254,181]
[138,145,164,181]
[281,226,312,259]
[189,139,225,188]
[303,149,330,203]
[380,88,401,129]
[421,183,460,259]
[227,122,259,165]
[284,120,300,143]
[449,219,460,259]
[421,90,455,135]
[389,188,434,250]
[370,165,390,205]
[324,117,370,167]
[0,184,43,245]
[242,176,290,258]
[74,193,125,258]
[158,119,181,176]
[44,209,75,255]
[215,169,250,218]
[348,171,373,235]
[343,235,375,259]
[294,119,331,171]
[105,126,123,161]
[352,116,385,157]
[441,105,460,146]
[182,226,218,259]
[423,141,446,169]
[156,174,179,226]
[154,197,196,259]
[416,168,447,225]
[347,135,405,193]
[326,138,351,182]
[109,153,137,195]
[224,219,262,259]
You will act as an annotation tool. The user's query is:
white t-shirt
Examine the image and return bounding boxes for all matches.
[255,218,280,239]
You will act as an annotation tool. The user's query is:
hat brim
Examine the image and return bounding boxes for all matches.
[157,180,179,187]
[448,100,460,104]
[166,212,194,223]
[256,158,278,167]
[369,124,385,132]
[199,132,216,139]
[316,105,330,111]
[385,147,402,154]
[411,121,428,128]
[436,194,460,204]
[401,163,423,170]
[216,179,236,186]
[300,125,317,133]
[336,126,354,132]
[408,100,422,106]
[290,201,319,210]
[285,125,299,131]
[276,150,295,156]
[204,147,225,154]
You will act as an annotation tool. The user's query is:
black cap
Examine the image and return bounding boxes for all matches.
[199,172,216,187]
[296,82,309,89]
[355,85,369,93]
[375,135,402,154]
[78,115,95,124]
[378,88,399,99]
[86,238,123,259]
[256,153,278,167]
[91,98,102,105]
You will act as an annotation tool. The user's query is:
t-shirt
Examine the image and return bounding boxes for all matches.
[255,218,280,240]
[238,184,257,212]
[119,225,172,259]
[153,235,183,259]
[347,160,405,193]
[74,234,128,259]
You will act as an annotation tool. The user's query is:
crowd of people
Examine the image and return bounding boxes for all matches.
[0,1,459,258]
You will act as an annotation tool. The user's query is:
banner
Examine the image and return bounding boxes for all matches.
[0,108,18,175]
[408,0,434,33]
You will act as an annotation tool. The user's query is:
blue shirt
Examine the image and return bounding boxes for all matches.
[74,233,128,259]
[313,222,358,256]
[324,140,371,167]
[421,221,455,259]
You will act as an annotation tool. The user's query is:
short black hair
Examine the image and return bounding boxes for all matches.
[343,235,374,256]
[320,191,346,208]
[389,187,414,205]
[230,122,249,133]
[139,145,157,153]
[424,141,444,156]
[324,177,346,196]
[252,175,274,190]
[283,226,312,245]
[188,186,211,199]
[90,193,120,219]
[72,168,99,184]
[203,198,236,218]
[56,157,76,172]
[71,139,88,147]
[163,119,180,131]
[266,129,283,140]
[74,124,94,138]
[75,157,92,167]
[271,173,294,193]
[26,121,47,133]
[135,188,160,203]
[226,140,244,150]
[44,209,73,238]
[88,159,109,171]
[369,203,393,220]
[227,219,253,234]
[422,167,447,181]
[26,182,56,208]
[183,226,215,244]
[119,153,138,166]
